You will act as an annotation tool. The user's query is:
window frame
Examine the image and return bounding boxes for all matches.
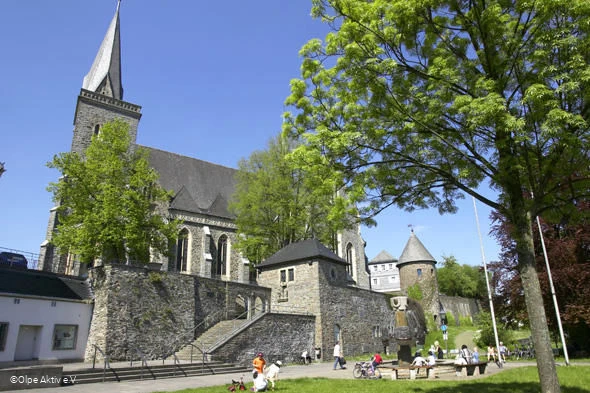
[52,324,78,350]
[0,322,8,351]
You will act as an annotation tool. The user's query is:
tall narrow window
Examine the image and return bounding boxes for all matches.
[176,229,189,272]
[417,268,423,278]
[94,124,100,136]
[345,243,354,277]
[216,235,228,276]
[0,323,8,351]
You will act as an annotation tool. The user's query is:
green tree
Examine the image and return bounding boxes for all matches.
[438,255,487,298]
[284,1,590,391]
[474,311,512,351]
[47,119,179,264]
[229,134,355,264]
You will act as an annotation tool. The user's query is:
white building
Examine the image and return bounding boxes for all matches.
[0,267,93,363]
[368,250,401,293]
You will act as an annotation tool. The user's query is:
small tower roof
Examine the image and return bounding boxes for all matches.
[258,239,348,269]
[368,250,397,265]
[397,231,436,266]
[82,1,123,100]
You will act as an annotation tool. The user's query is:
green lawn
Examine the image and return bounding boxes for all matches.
[161,365,590,393]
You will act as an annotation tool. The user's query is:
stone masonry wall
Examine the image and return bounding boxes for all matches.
[214,313,315,366]
[439,295,482,325]
[85,265,271,362]
[317,263,397,358]
[85,264,194,361]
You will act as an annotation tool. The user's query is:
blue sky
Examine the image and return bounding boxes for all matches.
[0,1,501,267]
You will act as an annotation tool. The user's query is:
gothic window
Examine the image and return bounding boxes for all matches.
[216,235,228,276]
[176,229,189,272]
[345,243,353,276]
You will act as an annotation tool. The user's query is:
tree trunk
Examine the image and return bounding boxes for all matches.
[513,209,561,393]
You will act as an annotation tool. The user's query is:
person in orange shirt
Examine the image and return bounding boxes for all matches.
[252,352,266,375]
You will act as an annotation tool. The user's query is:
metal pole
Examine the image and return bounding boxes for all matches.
[472,197,502,363]
[535,215,570,365]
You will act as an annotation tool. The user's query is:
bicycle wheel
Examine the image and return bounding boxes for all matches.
[371,368,382,379]
[352,365,363,379]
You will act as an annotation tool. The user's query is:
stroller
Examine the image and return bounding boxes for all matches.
[228,376,246,391]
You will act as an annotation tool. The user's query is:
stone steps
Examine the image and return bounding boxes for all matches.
[66,361,249,384]
[175,319,249,361]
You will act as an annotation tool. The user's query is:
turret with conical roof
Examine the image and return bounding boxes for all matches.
[396,230,441,323]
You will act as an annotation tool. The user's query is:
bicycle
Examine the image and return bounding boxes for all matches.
[352,361,382,379]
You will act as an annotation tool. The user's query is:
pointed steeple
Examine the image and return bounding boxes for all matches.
[397,230,436,265]
[82,0,123,100]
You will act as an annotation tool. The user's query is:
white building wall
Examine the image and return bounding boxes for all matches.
[0,295,92,362]
[368,262,401,292]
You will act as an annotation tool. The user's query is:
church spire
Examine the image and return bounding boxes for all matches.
[82,0,123,100]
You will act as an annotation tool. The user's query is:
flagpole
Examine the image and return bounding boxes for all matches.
[534,215,570,365]
[472,196,502,363]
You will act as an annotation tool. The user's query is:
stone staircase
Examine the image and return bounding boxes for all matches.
[175,319,250,361]
[65,360,249,384]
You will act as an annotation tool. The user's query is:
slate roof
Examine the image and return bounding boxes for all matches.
[82,1,123,100]
[0,267,93,301]
[258,238,348,269]
[144,146,237,218]
[368,250,398,265]
[397,231,436,266]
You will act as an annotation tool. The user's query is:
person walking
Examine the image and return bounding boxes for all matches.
[333,341,346,370]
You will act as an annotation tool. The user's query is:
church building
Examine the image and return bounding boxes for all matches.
[37,1,370,290]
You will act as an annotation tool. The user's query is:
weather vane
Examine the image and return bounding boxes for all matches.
[408,224,414,233]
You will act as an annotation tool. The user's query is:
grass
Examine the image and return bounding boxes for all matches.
[158,365,590,393]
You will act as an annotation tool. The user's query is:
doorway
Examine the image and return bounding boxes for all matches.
[14,325,42,361]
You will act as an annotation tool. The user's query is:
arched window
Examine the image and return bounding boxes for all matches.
[345,242,354,277]
[176,229,189,272]
[94,124,100,136]
[216,235,228,276]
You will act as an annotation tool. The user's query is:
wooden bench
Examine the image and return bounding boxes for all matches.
[381,365,435,380]
[455,362,488,377]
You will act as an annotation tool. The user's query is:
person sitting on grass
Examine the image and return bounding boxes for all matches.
[251,371,267,392]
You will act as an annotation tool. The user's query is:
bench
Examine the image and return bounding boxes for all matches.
[381,365,435,380]
[455,362,488,377]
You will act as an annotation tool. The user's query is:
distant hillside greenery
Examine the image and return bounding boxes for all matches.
[437,255,488,299]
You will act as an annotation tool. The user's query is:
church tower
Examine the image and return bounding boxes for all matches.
[39,1,142,273]
[72,0,142,155]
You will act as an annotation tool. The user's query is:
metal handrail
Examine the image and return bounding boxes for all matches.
[91,344,110,382]
[129,346,149,379]
[159,308,228,364]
